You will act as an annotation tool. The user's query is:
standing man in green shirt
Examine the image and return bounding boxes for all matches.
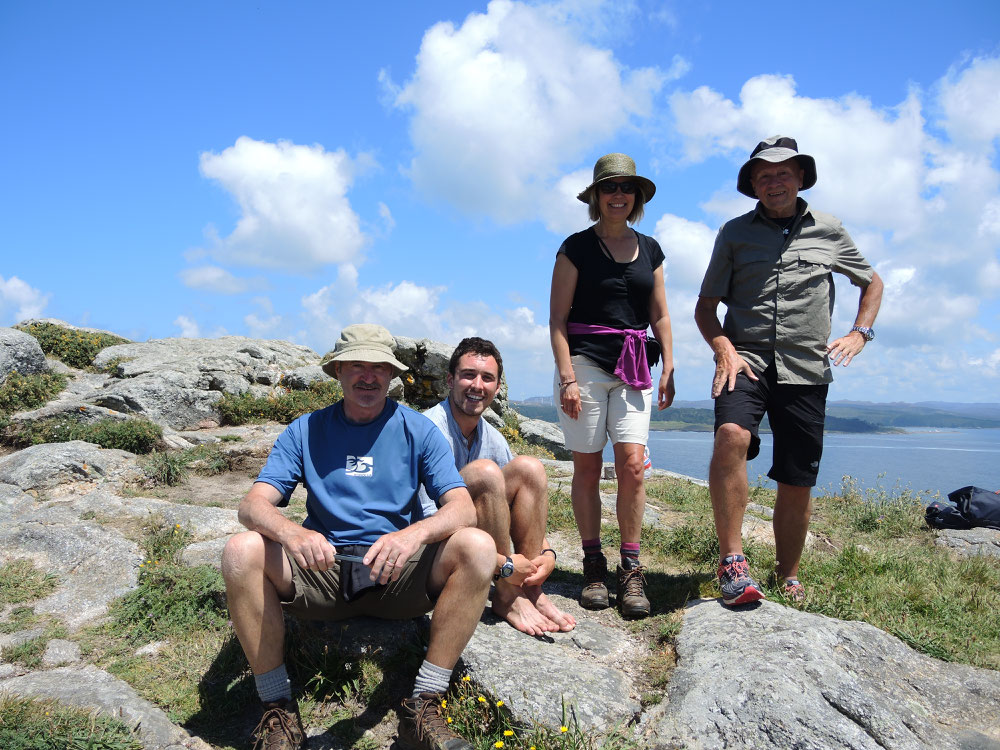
[695,136,884,606]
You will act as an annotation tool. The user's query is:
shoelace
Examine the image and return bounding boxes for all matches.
[252,706,299,749]
[412,698,452,740]
[621,566,646,596]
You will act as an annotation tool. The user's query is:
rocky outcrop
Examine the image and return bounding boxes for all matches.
[934,527,1000,558]
[0,327,48,383]
[645,599,1000,749]
[516,415,571,459]
[394,335,509,414]
[0,665,210,749]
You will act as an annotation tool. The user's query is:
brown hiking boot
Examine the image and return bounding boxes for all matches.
[580,554,610,610]
[251,698,305,750]
[616,564,650,619]
[398,692,471,750]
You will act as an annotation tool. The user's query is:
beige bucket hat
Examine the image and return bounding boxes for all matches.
[320,323,408,379]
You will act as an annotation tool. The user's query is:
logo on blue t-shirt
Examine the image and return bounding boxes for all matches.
[346,455,373,477]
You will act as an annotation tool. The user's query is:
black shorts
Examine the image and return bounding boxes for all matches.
[714,361,828,487]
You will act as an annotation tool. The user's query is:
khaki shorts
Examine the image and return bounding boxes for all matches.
[281,541,442,621]
[554,355,652,453]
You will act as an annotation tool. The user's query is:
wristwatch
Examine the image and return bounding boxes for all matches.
[494,556,514,581]
[851,326,875,341]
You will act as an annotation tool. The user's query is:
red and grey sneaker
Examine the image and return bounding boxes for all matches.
[717,554,765,606]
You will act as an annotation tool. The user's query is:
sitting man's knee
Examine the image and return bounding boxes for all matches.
[462,459,505,497]
[452,527,498,580]
[221,530,266,581]
[507,455,547,491]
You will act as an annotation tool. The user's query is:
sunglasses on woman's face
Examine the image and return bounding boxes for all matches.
[598,180,636,195]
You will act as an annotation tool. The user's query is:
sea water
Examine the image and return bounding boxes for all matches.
[601,428,1000,498]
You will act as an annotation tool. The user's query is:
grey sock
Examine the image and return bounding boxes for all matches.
[411,660,452,698]
[255,663,292,703]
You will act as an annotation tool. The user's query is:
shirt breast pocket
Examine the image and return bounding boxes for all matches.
[733,248,775,297]
[796,248,832,289]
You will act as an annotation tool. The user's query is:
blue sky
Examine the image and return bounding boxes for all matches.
[2,1,999,402]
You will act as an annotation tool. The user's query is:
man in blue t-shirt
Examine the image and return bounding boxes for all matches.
[420,337,576,637]
[222,324,495,750]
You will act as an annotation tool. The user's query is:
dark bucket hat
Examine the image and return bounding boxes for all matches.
[320,323,408,379]
[576,153,656,204]
[737,136,817,198]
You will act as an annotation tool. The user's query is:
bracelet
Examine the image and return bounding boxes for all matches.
[540,548,557,562]
[558,380,576,390]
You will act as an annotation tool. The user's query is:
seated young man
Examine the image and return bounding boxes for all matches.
[420,337,576,635]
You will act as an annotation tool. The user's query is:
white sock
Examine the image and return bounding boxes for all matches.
[411,660,452,698]
[255,663,292,703]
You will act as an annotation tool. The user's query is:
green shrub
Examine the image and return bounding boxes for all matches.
[18,322,129,369]
[141,450,191,486]
[218,379,343,425]
[4,417,162,454]
[109,520,226,645]
[0,695,143,750]
[0,371,67,415]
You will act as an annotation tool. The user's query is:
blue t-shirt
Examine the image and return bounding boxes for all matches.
[256,400,466,547]
[417,400,514,518]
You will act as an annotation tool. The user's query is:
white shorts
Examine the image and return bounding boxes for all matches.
[554,355,652,453]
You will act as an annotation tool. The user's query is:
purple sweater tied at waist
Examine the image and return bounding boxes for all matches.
[567,323,652,389]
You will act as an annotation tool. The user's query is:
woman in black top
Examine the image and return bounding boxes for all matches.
[549,153,675,619]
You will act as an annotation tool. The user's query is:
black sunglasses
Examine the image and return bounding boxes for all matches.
[598,180,637,195]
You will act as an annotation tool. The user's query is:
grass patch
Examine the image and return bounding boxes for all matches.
[18,321,129,369]
[440,677,640,750]
[3,416,162,454]
[218,379,343,426]
[0,371,67,415]
[0,559,58,605]
[106,519,227,646]
[0,695,143,750]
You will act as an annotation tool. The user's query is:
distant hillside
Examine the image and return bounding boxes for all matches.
[513,398,1000,433]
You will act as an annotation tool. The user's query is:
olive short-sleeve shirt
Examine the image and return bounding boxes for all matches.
[699,199,874,385]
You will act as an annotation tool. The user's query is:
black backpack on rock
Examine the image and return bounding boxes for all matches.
[925,486,1000,530]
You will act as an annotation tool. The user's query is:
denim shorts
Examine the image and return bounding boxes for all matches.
[555,355,652,453]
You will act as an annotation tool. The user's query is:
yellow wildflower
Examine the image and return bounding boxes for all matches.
[440,700,447,708]
[447,717,453,724]
[496,700,503,707]
[494,743,504,749]
[504,730,514,736]
[478,696,486,703]
[462,675,471,682]
[560,726,568,733]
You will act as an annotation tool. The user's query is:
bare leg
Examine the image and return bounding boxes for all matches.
[221,531,295,675]
[571,450,604,540]
[462,459,556,635]
[612,442,646,546]
[773,483,812,581]
[503,456,575,632]
[425,527,495,669]
[709,423,752,560]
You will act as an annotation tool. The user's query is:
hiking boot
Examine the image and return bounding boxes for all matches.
[717,554,765,606]
[398,692,471,750]
[616,563,650,619]
[251,698,305,750]
[580,554,610,610]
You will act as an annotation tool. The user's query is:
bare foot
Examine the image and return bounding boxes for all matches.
[524,585,576,632]
[491,581,558,635]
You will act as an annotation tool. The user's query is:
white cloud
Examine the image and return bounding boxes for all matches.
[199,136,369,271]
[179,265,264,294]
[385,0,666,223]
[0,275,48,324]
[938,56,1000,145]
[652,214,717,290]
[174,315,200,338]
[244,297,282,338]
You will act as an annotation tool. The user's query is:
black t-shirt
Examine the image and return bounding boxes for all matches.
[558,226,665,376]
